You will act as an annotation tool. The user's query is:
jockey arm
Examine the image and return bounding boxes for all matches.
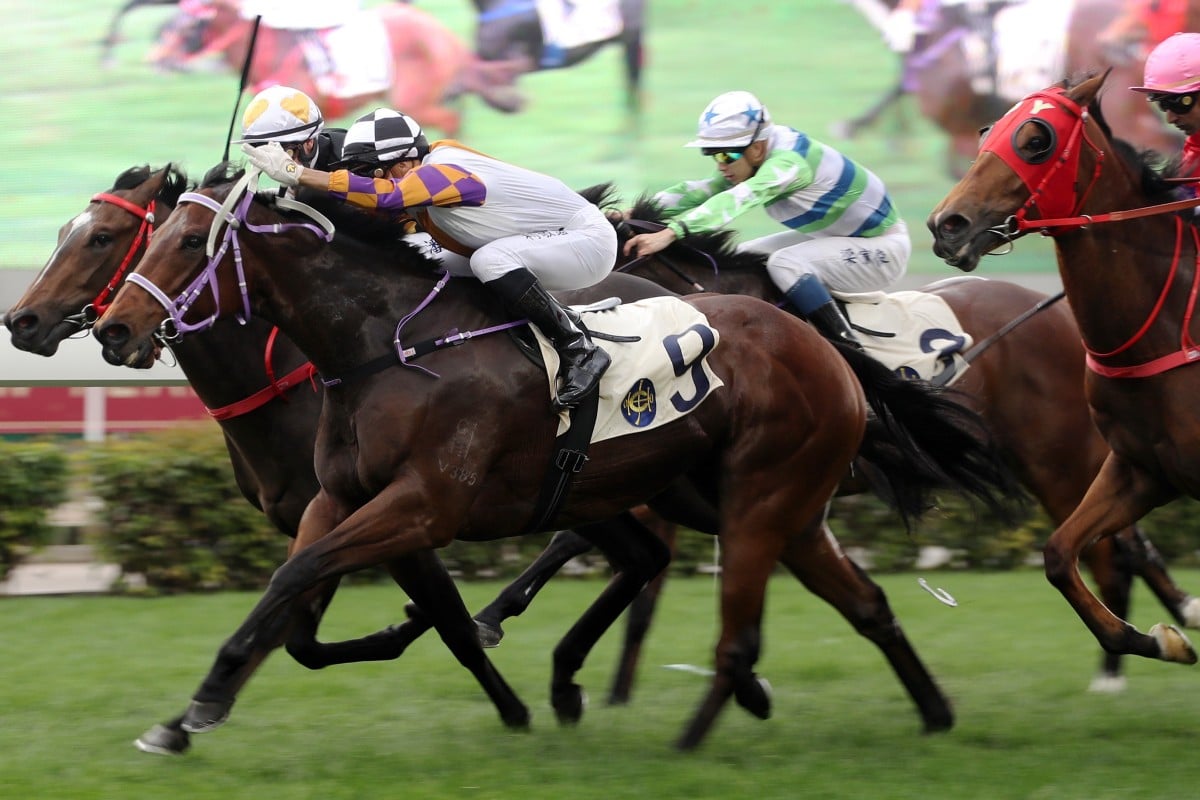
[326,163,487,211]
[625,151,811,257]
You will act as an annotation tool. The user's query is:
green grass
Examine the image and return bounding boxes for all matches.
[2,571,1199,799]
[0,0,1059,277]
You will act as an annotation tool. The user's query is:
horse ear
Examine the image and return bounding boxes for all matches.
[1068,70,1109,107]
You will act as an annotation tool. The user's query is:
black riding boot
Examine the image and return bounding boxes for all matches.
[487,268,611,409]
[806,300,865,352]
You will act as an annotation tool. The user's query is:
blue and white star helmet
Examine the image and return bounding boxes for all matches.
[237,86,324,144]
[331,108,429,168]
[685,91,772,149]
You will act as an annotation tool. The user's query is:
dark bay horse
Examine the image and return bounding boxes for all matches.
[843,0,1178,176]
[471,0,645,121]
[482,184,1200,698]
[4,164,691,755]
[92,166,1017,750]
[929,71,1200,667]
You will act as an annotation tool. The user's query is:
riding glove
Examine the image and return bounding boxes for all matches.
[241,142,303,187]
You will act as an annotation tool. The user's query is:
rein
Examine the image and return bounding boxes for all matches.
[616,219,718,292]
[206,323,319,420]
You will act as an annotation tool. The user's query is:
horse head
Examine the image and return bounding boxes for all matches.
[6,164,188,356]
[93,164,447,373]
[927,71,1128,272]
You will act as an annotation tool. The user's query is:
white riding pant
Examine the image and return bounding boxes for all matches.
[468,206,618,290]
[403,233,472,276]
[741,220,911,295]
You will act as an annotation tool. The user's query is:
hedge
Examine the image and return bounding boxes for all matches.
[6,428,1200,594]
[0,440,69,581]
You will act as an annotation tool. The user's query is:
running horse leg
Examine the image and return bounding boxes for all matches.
[1043,452,1197,664]
[781,516,953,731]
[547,512,672,724]
[178,490,529,736]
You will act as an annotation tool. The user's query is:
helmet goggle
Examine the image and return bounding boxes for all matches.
[1148,91,1200,115]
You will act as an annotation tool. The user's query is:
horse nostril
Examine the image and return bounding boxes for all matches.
[6,310,34,336]
[95,322,130,348]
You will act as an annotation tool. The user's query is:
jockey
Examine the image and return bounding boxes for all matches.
[1132,32,1200,188]
[241,108,616,410]
[623,90,910,351]
[237,85,344,178]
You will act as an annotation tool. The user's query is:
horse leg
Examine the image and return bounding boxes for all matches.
[1043,453,1195,663]
[180,487,527,735]
[1116,525,1200,628]
[472,529,595,647]
[781,516,953,732]
[607,517,677,705]
[829,79,906,140]
[1078,533,1136,692]
[675,518,784,752]
[548,514,672,725]
[135,574,342,755]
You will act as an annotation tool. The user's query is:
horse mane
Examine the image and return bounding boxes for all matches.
[1066,73,1184,205]
[110,163,193,209]
[197,161,437,267]
[579,181,769,273]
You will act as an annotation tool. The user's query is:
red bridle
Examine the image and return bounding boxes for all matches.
[88,192,156,317]
[979,86,1200,378]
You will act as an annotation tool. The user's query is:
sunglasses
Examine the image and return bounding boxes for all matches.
[1150,92,1199,115]
[706,150,745,165]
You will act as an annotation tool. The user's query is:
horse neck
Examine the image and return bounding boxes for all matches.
[1054,196,1194,357]
[242,235,465,378]
[170,317,300,410]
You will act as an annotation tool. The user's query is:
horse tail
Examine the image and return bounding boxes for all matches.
[840,345,1026,529]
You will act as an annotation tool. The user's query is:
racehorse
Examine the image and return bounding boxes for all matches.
[929,71,1200,667]
[471,0,645,122]
[841,0,1180,176]
[134,0,526,133]
[91,164,1017,750]
[3,164,680,755]
[473,184,1200,699]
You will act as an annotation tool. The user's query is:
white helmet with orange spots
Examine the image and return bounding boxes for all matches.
[237,86,324,144]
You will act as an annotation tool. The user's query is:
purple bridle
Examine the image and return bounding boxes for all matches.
[126,174,334,342]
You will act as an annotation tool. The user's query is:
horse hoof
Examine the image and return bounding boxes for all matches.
[475,620,504,649]
[1150,623,1198,664]
[180,700,232,734]
[133,724,191,755]
[1180,597,1200,629]
[1087,674,1127,694]
[733,675,772,720]
[552,683,588,725]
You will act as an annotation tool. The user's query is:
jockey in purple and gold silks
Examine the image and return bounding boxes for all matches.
[624,90,910,352]
[243,108,616,410]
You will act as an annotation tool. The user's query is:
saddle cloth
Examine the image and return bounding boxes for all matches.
[531,296,725,443]
[834,289,973,385]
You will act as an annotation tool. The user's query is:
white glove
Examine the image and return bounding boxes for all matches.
[241,141,303,187]
[884,8,917,53]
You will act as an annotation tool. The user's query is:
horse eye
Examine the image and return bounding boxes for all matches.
[88,232,113,248]
[182,233,205,251]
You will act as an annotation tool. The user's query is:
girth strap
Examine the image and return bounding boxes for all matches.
[520,390,601,534]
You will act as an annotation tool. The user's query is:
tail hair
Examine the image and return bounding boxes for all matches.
[836,344,1028,529]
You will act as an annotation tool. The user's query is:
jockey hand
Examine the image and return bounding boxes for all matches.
[241,141,304,187]
[623,227,676,259]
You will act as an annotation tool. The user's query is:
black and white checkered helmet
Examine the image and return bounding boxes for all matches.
[332,108,429,169]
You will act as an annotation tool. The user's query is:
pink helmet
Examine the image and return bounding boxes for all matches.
[1132,32,1200,94]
